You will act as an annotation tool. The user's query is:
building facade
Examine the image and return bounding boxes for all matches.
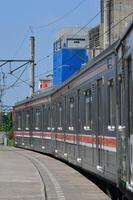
[101,0,133,49]
[88,25,101,59]
[53,27,89,86]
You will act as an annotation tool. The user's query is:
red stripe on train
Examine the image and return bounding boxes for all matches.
[14,132,116,148]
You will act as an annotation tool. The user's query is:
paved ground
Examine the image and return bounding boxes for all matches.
[0,146,109,200]
[0,146,44,200]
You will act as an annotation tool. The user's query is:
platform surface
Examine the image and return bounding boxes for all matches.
[0,146,109,200]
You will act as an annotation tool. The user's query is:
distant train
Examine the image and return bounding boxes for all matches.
[13,22,133,200]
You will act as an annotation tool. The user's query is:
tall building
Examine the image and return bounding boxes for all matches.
[101,0,133,49]
[53,27,89,86]
[88,25,101,59]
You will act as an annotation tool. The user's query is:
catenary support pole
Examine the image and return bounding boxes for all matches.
[29,36,35,97]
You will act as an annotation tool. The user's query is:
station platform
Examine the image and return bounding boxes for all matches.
[0,146,109,200]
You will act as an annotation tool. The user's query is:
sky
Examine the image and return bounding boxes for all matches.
[0,0,100,106]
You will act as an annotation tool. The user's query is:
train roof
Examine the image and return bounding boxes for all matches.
[52,41,118,95]
[52,21,133,93]
[14,41,118,108]
[14,86,58,107]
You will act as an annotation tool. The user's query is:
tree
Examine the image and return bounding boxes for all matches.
[0,112,12,132]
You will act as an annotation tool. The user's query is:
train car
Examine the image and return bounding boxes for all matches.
[13,22,133,200]
[116,22,133,200]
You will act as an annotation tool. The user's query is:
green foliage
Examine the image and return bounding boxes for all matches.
[0,112,12,132]
[8,138,13,146]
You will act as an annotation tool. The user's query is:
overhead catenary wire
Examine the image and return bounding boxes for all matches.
[87,10,133,49]
[63,11,133,62]
[6,10,133,90]
[36,0,88,30]
[36,53,53,64]
[33,11,133,86]
[0,0,92,105]
[5,64,28,90]
[38,10,133,69]
[15,50,86,87]
[5,0,99,89]
[36,7,133,66]
[12,31,29,59]
[14,69,53,87]
[10,61,30,74]
[69,11,101,39]
[11,0,88,64]
[36,10,101,64]
[9,73,31,87]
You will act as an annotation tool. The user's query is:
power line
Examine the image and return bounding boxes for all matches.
[8,0,89,76]
[36,10,101,64]
[70,11,101,39]
[9,73,30,87]
[10,0,88,67]
[0,0,89,102]
[85,10,133,49]
[8,0,98,78]
[5,64,28,90]
[12,31,29,59]
[11,52,85,88]
[5,10,133,91]
[10,61,30,74]
[36,7,133,66]
[52,11,133,67]
[34,10,133,83]
[14,69,53,87]
[37,0,87,30]
[36,53,53,64]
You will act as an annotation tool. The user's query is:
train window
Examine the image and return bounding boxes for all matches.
[97,79,103,135]
[43,105,47,130]
[35,109,41,130]
[69,97,74,131]
[17,113,22,130]
[25,113,30,130]
[52,102,57,131]
[107,57,113,69]
[47,107,51,130]
[84,89,92,131]
[118,75,123,125]
[108,79,115,131]
[58,103,63,131]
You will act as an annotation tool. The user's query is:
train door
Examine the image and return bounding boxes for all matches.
[77,89,81,160]
[67,91,76,158]
[124,57,133,190]
[97,78,105,172]
[49,104,55,154]
[82,84,95,165]
[127,57,133,189]
[44,104,52,153]
[118,55,133,191]
[64,96,67,154]
[52,101,57,152]
[25,109,32,147]
[29,108,33,148]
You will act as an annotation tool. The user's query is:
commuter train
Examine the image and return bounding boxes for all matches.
[13,22,133,200]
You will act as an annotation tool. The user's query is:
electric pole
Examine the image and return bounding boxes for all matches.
[29,36,35,97]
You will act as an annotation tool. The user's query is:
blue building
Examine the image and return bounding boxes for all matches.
[53,27,89,86]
